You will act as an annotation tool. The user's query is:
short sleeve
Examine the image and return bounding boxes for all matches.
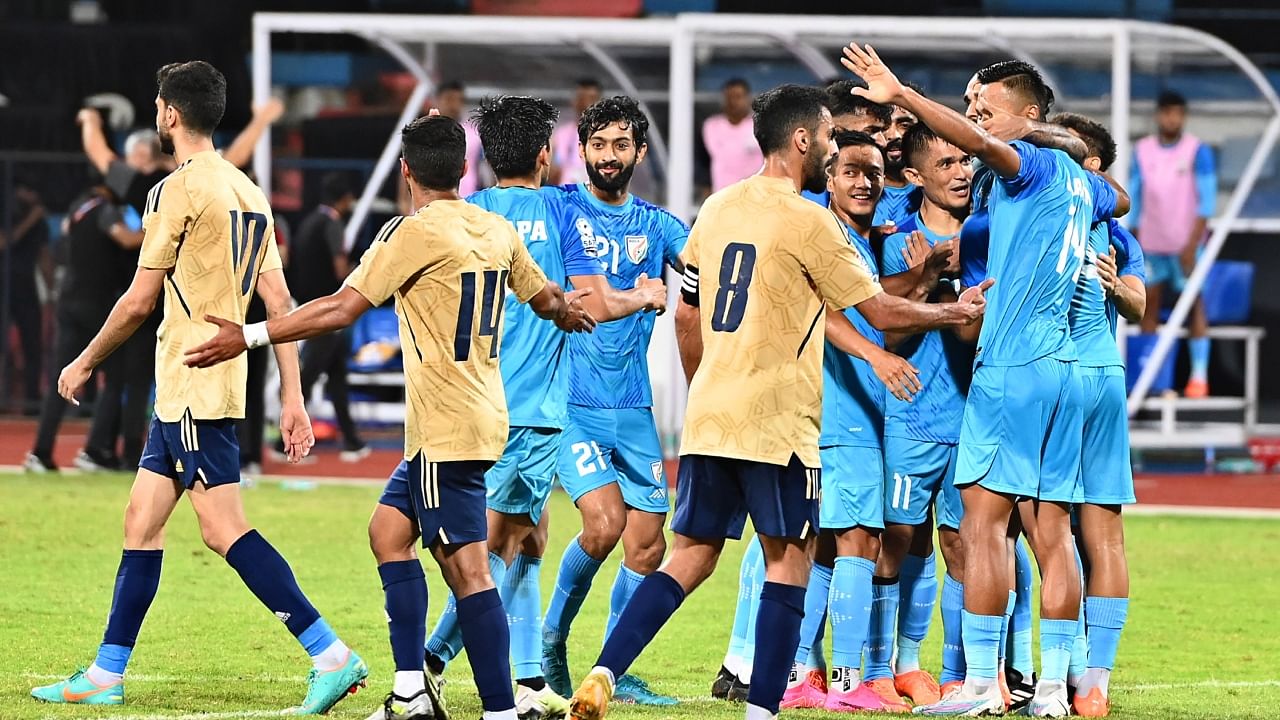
[959,211,990,288]
[796,210,882,310]
[999,140,1057,196]
[1109,220,1146,282]
[96,204,123,235]
[1195,143,1217,218]
[138,176,189,270]
[260,223,283,274]
[661,212,690,269]
[508,234,549,303]
[105,160,140,210]
[554,200,604,278]
[324,219,344,257]
[1087,173,1118,224]
[880,231,910,276]
[344,218,423,306]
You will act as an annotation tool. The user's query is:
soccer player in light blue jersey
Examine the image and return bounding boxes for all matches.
[1053,112,1148,717]
[421,96,667,720]
[875,82,925,228]
[843,46,1130,716]
[872,121,974,707]
[539,96,688,707]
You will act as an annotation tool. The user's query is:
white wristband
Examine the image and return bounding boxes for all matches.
[243,321,271,350]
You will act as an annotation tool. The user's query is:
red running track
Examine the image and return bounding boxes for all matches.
[3,418,1278,510]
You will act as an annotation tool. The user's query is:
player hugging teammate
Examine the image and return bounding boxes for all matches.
[32,50,1143,720]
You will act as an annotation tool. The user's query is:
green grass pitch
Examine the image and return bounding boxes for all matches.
[1,473,1278,719]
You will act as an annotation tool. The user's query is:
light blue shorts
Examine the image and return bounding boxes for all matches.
[956,358,1083,504]
[557,405,669,514]
[883,435,959,527]
[819,445,885,531]
[1145,253,1186,292]
[485,426,560,523]
[1080,367,1136,505]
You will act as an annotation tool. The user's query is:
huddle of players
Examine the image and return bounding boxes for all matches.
[28,47,1141,720]
[701,57,1143,719]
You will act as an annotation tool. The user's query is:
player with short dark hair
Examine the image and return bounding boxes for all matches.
[418,96,665,720]
[32,60,367,715]
[552,78,604,185]
[876,81,924,226]
[539,95,688,708]
[1054,112,1146,718]
[568,83,991,720]
[843,44,1129,716]
[870,120,975,707]
[184,111,595,720]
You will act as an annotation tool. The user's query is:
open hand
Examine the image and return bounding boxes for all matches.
[840,43,904,105]
[253,97,286,124]
[184,315,248,368]
[868,347,922,402]
[558,288,598,333]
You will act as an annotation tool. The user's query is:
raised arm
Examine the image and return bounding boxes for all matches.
[77,109,116,175]
[220,98,285,170]
[842,43,1022,178]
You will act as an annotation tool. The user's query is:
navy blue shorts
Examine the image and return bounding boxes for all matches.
[380,452,494,548]
[671,454,819,541]
[138,413,240,489]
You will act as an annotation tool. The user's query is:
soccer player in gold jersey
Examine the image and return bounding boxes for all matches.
[569,84,993,720]
[185,113,594,720]
[32,61,365,715]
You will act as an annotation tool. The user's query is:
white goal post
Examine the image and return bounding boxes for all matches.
[251,12,1280,449]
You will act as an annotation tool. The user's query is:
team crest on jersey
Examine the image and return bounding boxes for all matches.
[626,235,649,264]
[576,218,597,255]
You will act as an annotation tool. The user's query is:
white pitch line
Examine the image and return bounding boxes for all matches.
[45,707,288,712]
[1125,504,1280,520]
[1127,679,1280,691]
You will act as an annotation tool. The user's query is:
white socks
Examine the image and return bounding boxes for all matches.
[745,703,777,720]
[85,664,122,686]
[394,670,425,698]
[1078,667,1111,695]
[313,638,350,671]
[483,710,517,720]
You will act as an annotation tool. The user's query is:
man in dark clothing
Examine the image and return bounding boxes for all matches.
[1,181,49,415]
[25,185,141,472]
[282,173,367,460]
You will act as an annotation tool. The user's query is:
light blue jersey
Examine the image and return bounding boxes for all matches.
[882,213,973,443]
[1107,220,1146,334]
[820,224,885,450]
[874,183,922,227]
[467,186,602,428]
[548,183,689,408]
[976,141,1117,367]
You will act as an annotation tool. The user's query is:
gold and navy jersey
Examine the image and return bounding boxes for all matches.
[680,175,882,468]
[345,200,549,462]
[140,151,280,422]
